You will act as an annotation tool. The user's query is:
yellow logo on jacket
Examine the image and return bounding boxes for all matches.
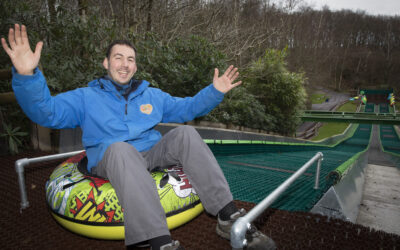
[140,104,153,115]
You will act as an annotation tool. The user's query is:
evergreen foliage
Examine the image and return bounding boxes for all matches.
[134,34,226,97]
[207,87,273,131]
[244,48,307,135]
[0,0,311,145]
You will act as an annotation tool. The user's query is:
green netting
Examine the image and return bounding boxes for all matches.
[360,89,393,95]
[373,103,400,167]
[328,104,374,180]
[379,103,400,163]
[364,103,375,113]
[204,103,380,212]
[209,121,371,212]
[380,103,390,113]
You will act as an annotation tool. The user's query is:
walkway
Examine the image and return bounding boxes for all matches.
[356,122,400,235]
[356,164,400,235]
[296,87,350,136]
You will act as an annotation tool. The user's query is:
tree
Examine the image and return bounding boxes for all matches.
[244,48,307,135]
[207,87,274,131]
[134,34,226,97]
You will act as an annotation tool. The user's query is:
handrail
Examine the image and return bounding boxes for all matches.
[230,152,324,249]
[16,150,85,211]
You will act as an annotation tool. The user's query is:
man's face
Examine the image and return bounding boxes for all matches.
[103,44,137,85]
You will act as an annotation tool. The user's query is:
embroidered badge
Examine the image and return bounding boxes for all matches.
[140,104,153,115]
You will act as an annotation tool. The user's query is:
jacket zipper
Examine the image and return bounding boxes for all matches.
[116,94,128,115]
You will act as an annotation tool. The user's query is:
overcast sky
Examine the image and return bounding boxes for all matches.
[301,0,400,16]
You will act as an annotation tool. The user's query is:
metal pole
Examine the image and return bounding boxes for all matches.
[231,152,324,249]
[314,156,323,189]
[16,158,30,211]
[16,150,85,211]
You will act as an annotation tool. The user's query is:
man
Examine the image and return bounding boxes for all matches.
[2,24,276,250]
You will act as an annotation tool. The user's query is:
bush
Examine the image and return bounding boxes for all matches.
[244,48,307,135]
[37,6,119,91]
[133,34,226,96]
[206,87,274,131]
[0,1,279,142]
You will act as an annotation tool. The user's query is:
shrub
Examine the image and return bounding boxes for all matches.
[244,48,307,135]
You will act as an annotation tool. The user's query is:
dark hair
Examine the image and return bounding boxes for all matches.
[106,40,137,59]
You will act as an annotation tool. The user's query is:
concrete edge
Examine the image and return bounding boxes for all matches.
[310,150,367,222]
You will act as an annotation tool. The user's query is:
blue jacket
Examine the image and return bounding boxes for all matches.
[12,68,224,171]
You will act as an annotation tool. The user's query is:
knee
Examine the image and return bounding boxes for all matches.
[174,126,203,144]
[103,142,147,172]
[106,142,139,157]
[176,125,199,137]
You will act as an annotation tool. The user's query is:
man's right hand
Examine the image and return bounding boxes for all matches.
[1,24,43,75]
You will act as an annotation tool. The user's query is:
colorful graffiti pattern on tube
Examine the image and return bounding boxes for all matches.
[45,152,203,239]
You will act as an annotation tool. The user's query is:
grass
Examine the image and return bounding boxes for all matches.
[310,93,329,104]
[311,102,358,141]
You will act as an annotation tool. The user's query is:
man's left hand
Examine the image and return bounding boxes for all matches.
[213,65,242,94]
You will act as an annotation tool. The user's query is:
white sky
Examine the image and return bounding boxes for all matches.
[301,0,400,16]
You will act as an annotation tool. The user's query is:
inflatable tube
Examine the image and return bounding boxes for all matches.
[45,152,203,240]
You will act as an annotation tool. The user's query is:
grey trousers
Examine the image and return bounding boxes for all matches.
[92,125,233,245]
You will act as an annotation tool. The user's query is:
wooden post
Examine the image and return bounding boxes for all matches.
[31,122,53,152]
[0,69,11,80]
[0,92,16,104]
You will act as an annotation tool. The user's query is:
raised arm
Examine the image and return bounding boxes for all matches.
[3,24,83,129]
[161,65,242,123]
[1,24,43,75]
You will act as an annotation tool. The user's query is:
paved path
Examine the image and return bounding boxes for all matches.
[356,164,400,235]
[297,87,350,135]
[356,124,400,235]
[368,125,396,166]
[311,87,350,111]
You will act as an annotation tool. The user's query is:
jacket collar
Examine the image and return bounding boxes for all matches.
[88,76,150,100]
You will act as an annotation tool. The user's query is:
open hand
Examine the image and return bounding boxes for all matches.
[1,24,43,75]
[213,65,242,94]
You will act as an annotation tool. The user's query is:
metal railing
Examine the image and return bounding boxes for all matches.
[230,152,324,249]
[16,150,85,211]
